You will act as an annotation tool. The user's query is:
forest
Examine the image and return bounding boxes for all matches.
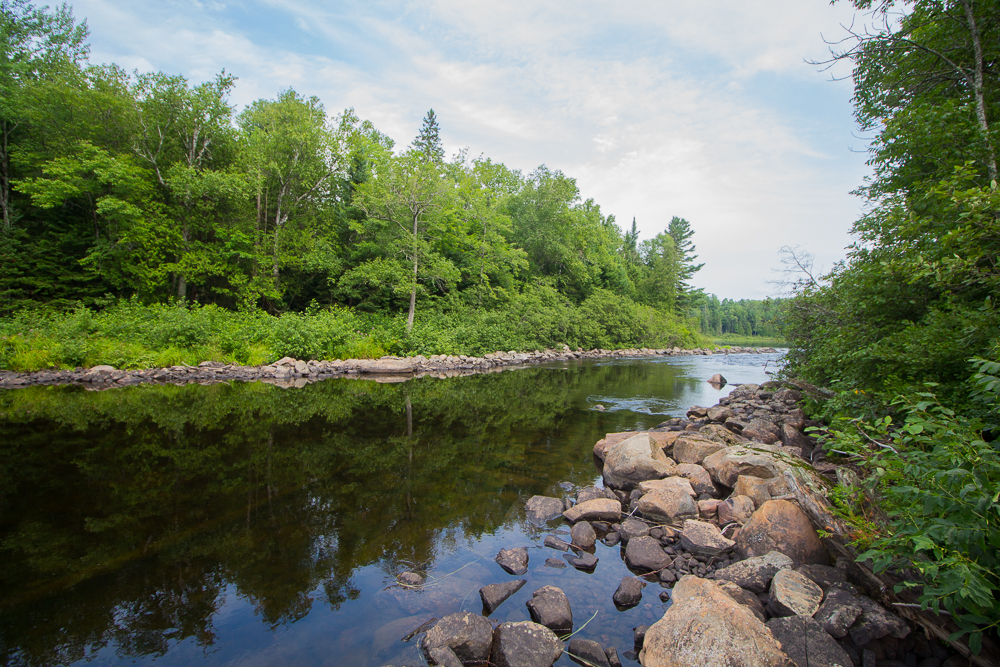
[0,2,791,370]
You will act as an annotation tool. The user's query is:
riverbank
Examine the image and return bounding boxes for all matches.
[0,345,779,390]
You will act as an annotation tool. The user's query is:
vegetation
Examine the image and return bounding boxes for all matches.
[783,0,1000,650]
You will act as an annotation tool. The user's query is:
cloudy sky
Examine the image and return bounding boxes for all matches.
[69,0,872,299]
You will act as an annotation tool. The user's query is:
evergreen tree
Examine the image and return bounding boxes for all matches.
[411,109,444,163]
[667,216,704,312]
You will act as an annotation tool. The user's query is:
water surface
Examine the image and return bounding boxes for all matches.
[0,352,781,667]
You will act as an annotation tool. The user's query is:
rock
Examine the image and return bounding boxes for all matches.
[618,518,649,541]
[633,624,649,650]
[698,498,721,519]
[687,405,710,418]
[89,364,115,372]
[702,446,785,488]
[767,616,855,667]
[638,476,696,497]
[768,569,824,617]
[564,552,599,570]
[398,571,425,587]
[427,645,464,667]
[707,405,733,422]
[743,418,782,444]
[594,404,606,411]
[526,586,573,633]
[715,580,767,622]
[571,521,597,549]
[525,496,566,523]
[568,638,612,667]
[544,535,571,551]
[354,358,419,373]
[736,500,829,566]
[781,424,814,453]
[489,621,564,667]
[593,432,633,460]
[637,490,698,526]
[679,520,736,557]
[603,532,621,546]
[774,388,802,402]
[613,576,646,608]
[676,463,717,495]
[480,579,527,614]
[715,550,794,593]
[606,646,623,667]
[625,536,672,572]
[563,498,622,523]
[814,585,863,638]
[699,423,747,446]
[421,612,493,665]
[784,408,806,430]
[603,433,676,490]
[639,575,791,667]
[796,564,847,590]
[849,595,911,646]
[734,475,771,508]
[544,558,566,569]
[718,495,756,524]
[577,485,616,504]
[673,436,727,464]
[708,373,728,385]
[496,547,529,575]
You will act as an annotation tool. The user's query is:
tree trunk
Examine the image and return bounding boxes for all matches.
[407,213,419,333]
[961,0,997,181]
[177,223,190,299]
[1,121,11,232]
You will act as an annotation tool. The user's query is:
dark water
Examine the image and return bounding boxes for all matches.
[0,352,782,667]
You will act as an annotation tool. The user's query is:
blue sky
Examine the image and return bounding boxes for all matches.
[69,0,872,299]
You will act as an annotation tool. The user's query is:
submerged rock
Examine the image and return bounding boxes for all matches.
[496,547,529,575]
[489,621,563,667]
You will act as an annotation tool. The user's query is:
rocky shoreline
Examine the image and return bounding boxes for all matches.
[387,381,986,667]
[0,345,778,390]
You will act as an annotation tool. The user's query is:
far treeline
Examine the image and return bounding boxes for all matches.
[0,2,782,369]
[781,0,1000,655]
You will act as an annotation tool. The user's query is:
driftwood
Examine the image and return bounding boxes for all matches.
[783,466,1000,667]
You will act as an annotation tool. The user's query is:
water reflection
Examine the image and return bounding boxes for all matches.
[0,353,781,666]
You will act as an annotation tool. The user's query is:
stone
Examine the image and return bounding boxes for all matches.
[568,638,612,667]
[708,373,728,386]
[354,358,419,373]
[89,364,116,372]
[673,436,727,464]
[603,433,676,490]
[718,495,756,524]
[679,520,736,557]
[699,423,747,446]
[676,463,717,495]
[577,485,616,504]
[398,571,424,587]
[736,500,829,566]
[563,498,622,523]
[796,564,847,590]
[427,645,464,667]
[702,447,785,488]
[603,532,621,546]
[421,612,493,665]
[526,586,573,633]
[613,576,646,608]
[610,519,641,542]
[544,558,567,569]
[734,475,771,508]
[743,418,782,444]
[564,551,599,570]
[640,576,791,667]
[814,585,863,638]
[525,496,566,523]
[480,579,527,614]
[774,388,802,402]
[707,405,733,422]
[625,536,672,572]
[639,476,696,497]
[687,405,710,418]
[784,408,807,430]
[544,535,571,551]
[637,490,699,526]
[767,616,855,667]
[714,550,794,593]
[606,646,623,667]
[781,424,814,453]
[571,521,597,549]
[768,569,824,617]
[849,595,911,646]
[715,580,766,622]
[698,498,721,520]
[496,547,529,575]
[489,621,564,667]
[593,432,633,460]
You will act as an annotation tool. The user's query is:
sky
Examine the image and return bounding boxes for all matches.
[68,0,873,300]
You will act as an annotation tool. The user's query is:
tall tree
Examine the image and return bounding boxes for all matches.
[411,109,444,164]
[666,216,704,311]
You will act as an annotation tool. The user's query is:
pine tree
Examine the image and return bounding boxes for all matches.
[667,216,705,312]
[411,109,444,163]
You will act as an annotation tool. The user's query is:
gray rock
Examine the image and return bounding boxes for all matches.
[606,646,623,667]
[673,436,727,464]
[625,536,672,572]
[619,518,650,541]
[813,586,863,638]
[544,558,567,569]
[796,564,847,590]
[613,576,646,608]
[687,405,710,418]
[702,446,785,488]
[421,612,493,665]
[603,433,676,490]
[480,579,527,614]
[679,519,736,557]
[633,624,649,650]
[767,615,854,667]
[708,373,727,385]
[849,595,911,646]
[577,485,616,504]
[637,487,699,526]
[496,547,529,575]
[564,551,599,570]
[568,638,611,667]
[526,585,573,633]
[676,463,718,495]
[715,580,767,622]
[768,569,824,617]
[571,521,597,549]
[525,495,566,523]
[743,418,782,444]
[544,535,571,551]
[563,498,622,523]
[718,495,756,524]
[708,404,733,422]
[714,550,794,593]
[398,571,424,587]
[427,645,463,667]
[489,621,564,667]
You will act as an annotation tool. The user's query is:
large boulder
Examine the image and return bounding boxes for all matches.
[603,433,676,490]
[766,616,855,667]
[676,463,717,496]
[702,446,785,488]
[714,550,794,593]
[638,477,696,497]
[673,436,726,464]
[637,489,698,526]
[563,498,622,523]
[576,485,617,504]
[625,536,672,572]
[526,586,573,633]
[742,418,782,444]
[489,621,563,667]
[421,612,493,665]
[593,432,633,460]
[768,569,824,617]
[525,496,565,523]
[735,500,829,566]
[679,519,735,557]
[640,576,792,667]
[707,405,733,422]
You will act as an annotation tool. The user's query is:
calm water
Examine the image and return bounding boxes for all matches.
[0,353,782,667]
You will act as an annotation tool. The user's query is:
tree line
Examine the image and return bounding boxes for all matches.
[697,295,785,339]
